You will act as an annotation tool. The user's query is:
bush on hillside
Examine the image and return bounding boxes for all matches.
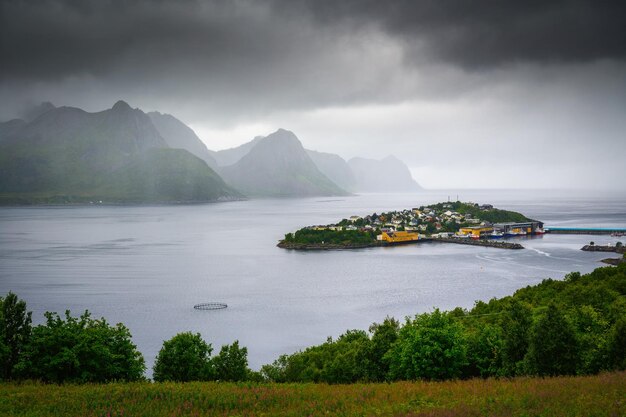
[16,310,145,383]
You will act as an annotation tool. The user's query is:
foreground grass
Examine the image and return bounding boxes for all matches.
[1,372,624,417]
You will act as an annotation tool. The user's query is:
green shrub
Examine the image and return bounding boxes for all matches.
[213,340,249,381]
[16,310,145,383]
[386,309,467,381]
[153,332,214,382]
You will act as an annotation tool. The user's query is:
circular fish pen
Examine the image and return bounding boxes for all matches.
[194,302,228,310]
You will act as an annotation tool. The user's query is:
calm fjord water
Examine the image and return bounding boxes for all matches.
[1,190,625,372]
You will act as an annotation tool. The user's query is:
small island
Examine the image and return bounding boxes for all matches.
[278,201,543,250]
[581,241,626,265]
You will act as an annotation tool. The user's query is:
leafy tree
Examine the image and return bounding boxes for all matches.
[0,292,32,380]
[464,323,502,378]
[320,330,370,384]
[564,271,581,283]
[153,332,214,382]
[213,340,249,381]
[260,330,371,384]
[386,309,467,381]
[366,317,399,381]
[524,304,579,376]
[572,305,610,374]
[606,316,626,370]
[499,299,532,376]
[17,310,145,383]
[261,354,289,382]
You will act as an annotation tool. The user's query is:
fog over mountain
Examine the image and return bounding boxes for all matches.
[210,137,263,167]
[205,132,419,193]
[306,150,356,192]
[348,156,422,192]
[148,111,218,169]
[19,101,56,122]
[220,129,347,197]
[1,1,625,189]
[0,101,239,203]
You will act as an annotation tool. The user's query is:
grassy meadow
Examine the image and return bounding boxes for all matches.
[1,371,624,417]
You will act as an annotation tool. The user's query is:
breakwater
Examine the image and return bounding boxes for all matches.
[434,238,524,250]
[547,227,626,235]
[581,244,625,254]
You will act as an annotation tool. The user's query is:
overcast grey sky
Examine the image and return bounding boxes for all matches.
[1,0,625,189]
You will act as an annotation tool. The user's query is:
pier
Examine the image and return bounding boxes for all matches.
[546,227,626,235]
[434,237,524,250]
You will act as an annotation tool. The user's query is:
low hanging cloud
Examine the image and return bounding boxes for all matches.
[1,0,625,188]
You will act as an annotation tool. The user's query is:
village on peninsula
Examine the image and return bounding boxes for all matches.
[278,201,547,250]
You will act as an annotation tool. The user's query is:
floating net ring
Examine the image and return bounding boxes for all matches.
[194,302,228,310]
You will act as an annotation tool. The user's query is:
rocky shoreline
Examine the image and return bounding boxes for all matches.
[434,238,524,250]
[581,244,625,254]
[601,257,626,266]
[277,241,382,250]
[581,244,625,266]
[277,237,526,250]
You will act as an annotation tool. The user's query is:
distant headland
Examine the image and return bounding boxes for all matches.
[278,201,543,250]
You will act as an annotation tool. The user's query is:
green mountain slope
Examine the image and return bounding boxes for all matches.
[0,101,241,204]
[97,148,239,202]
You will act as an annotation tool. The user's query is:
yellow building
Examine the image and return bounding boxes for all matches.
[458,226,493,238]
[379,231,419,243]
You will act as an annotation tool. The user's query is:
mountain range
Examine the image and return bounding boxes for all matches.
[0,101,422,204]
[0,101,239,204]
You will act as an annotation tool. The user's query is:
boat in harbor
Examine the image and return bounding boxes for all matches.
[489,231,504,239]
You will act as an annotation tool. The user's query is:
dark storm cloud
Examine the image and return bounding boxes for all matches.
[2,0,420,121]
[290,0,626,68]
[2,0,625,82]
[0,0,625,188]
[1,0,270,80]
